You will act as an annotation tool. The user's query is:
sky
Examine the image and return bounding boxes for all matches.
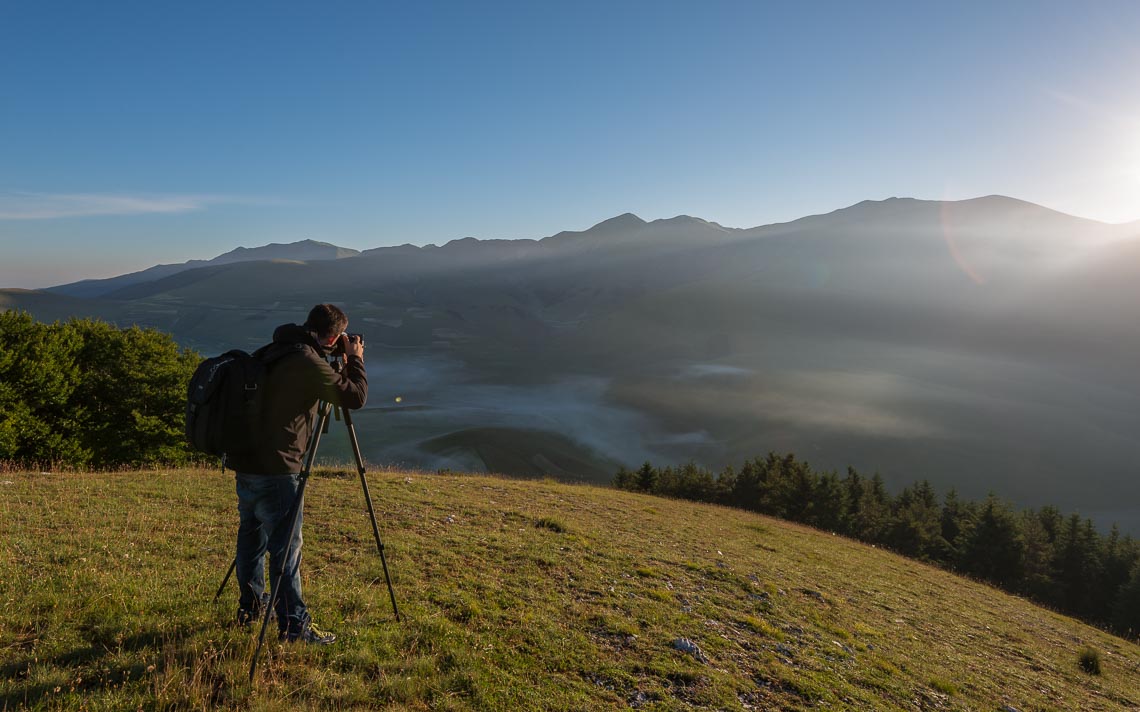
[2,0,1139,288]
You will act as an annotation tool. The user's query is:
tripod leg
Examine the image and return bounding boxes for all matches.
[248,402,331,683]
[213,558,236,602]
[343,408,401,622]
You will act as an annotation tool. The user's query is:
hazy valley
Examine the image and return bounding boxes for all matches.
[4,195,1139,531]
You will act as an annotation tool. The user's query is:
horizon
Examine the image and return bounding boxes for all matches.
[7,193,1136,289]
[3,2,1140,287]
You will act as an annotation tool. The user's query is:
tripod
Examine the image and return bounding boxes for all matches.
[213,395,401,682]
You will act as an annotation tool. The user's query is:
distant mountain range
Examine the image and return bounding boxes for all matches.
[48,239,360,298]
[4,196,1140,532]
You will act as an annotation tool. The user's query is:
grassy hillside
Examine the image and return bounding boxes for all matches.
[1,469,1137,711]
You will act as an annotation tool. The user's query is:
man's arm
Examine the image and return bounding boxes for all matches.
[314,335,368,409]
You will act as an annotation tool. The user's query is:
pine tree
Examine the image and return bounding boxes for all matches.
[729,459,761,511]
[714,464,737,505]
[848,473,890,544]
[1112,560,1140,639]
[809,470,847,532]
[938,489,975,567]
[887,481,944,561]
[1052,514,1104,618]
[635,461,658,492]
[1093,525,1136,623]
[613,465,638,491]
[1020,510,1058,602]
[959,496,1025,588]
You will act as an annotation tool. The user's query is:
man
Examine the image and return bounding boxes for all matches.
[225,303,367,644]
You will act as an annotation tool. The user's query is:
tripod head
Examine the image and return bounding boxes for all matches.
[320,352,348,430]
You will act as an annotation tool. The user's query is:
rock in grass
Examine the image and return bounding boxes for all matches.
[672,637,709,663]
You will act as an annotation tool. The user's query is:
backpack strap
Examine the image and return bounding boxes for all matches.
[253,341,314,367]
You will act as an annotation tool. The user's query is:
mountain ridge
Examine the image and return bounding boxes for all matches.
[47,237,361,299]
[43,196,1116,298]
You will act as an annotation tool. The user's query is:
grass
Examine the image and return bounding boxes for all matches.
[0,468,1138,710]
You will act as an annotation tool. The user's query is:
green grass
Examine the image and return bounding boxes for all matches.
[1,468,1139,710]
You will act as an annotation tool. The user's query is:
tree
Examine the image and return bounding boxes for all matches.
[0,311,87,465]
[959,496,1025,588]
[768,453,816,522]
[939,489,976,566]
[887,480,945,561]
[635,461,658,492]
[728,459,762,512]
[1052,514,1104,619]
[70,319,200,467]
[613,465,638,491]
[674,461,716,502]
[1020,510,1058,602]
[1094,525,1136,623]
[0,312,199,468]
[1112,561,1140,638]
[714,464,737,506]
[846,471,890,544]
[809,470,847,532]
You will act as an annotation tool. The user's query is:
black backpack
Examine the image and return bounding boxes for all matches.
[184,344,299,460]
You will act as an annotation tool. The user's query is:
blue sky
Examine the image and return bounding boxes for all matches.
[2,1,1139,287]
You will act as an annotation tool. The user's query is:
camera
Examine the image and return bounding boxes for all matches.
[331,332,364,357]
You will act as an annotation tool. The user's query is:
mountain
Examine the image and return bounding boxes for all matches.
[46,239,360,298]
[5,196,1140,532]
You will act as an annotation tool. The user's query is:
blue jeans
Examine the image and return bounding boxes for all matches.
[235,473,310,635]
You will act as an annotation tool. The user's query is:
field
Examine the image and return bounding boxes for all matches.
[2,468,1138,710]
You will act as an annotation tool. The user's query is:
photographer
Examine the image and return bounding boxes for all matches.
[225,303,367,644]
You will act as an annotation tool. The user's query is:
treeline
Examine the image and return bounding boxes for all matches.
[614,454,1140,638]
[0,311,200,468]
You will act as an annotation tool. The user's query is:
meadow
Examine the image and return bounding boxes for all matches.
[2,468,1138,710]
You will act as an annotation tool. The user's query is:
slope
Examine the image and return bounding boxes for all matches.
[1,469,1137,710]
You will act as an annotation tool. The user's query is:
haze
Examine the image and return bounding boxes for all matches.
[6,197,1140,534]
[3,2,1140,286]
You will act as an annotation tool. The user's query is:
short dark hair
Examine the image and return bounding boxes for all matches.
[305,303,348,340]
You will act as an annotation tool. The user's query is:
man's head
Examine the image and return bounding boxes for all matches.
[305,303,349,348]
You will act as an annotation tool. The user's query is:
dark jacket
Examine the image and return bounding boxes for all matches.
[225,323,368,474]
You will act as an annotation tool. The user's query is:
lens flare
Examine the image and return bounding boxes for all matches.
[940,199,986,285]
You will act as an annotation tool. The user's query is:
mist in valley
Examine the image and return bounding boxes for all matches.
[6,196,1140,532]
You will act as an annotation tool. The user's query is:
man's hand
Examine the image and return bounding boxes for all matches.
[342,333,364,360]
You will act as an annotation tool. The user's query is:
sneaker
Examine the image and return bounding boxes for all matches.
[280,623,336,645]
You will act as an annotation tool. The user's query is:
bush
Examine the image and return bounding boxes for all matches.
[1078,646,1101,675]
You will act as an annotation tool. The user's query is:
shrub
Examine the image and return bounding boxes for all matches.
[1078,646,1101,675]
